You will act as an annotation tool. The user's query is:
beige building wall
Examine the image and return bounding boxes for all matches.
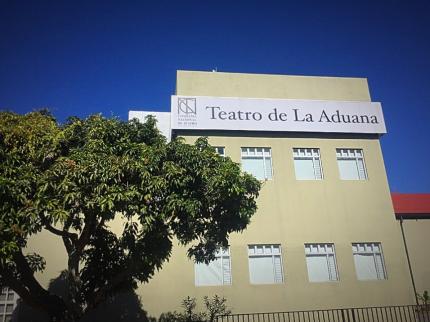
[401,219,430,297]
[136,71,415,316]
[27,230,66,288]
[175,70,372,102]
[23,70,418,317]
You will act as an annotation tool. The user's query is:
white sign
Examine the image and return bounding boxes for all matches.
[171,95,387,134]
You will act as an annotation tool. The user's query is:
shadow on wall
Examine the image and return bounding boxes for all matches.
[12,272,154,322]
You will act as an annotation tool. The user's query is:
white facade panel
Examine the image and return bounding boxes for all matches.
[129,110,172,141]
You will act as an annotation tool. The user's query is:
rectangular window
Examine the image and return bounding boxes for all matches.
[248,244,283,284]
[195,248,232,286]
[0,287,18,322]
[305,243,338,282]
[293,148,323,180]
[214,146,225,156]
[336,149,367,180]
[241,147,273,180]
[352,243,387,280]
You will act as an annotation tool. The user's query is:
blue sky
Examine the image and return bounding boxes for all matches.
[1,0,429,192]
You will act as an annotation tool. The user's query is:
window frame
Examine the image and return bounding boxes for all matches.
[194,247,232,287]
[304,243,339,282]
[214,146,225,157]
[352,242,387,280]
[293,148,323,180]
[0,287,18,322]
[241,147,273,180]
[336,148,368,180]
[247,244,284,284]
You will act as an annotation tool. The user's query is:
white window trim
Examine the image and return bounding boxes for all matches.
[304,243,339,282]
[194,248,232,286]
[336,148,368,180]
[241,147,273,180]
[214,146,225,157]
[352,242,387,280]
[248,244,284,284]
[0,287,18,322]
[293,148,323,180]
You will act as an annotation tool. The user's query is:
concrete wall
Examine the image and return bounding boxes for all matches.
[135,71,415,316]
[25,70,417,317]
[401,219,430,297]
[176,70,372,102]
[137,134,414,315]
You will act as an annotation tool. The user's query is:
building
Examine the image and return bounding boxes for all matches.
[5,71,428,322]
[391,193,430,303]
[128,70,428,316]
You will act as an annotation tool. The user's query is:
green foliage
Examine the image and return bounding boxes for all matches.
[417,290,429,308]
[158,295,231,322]
[0,111,260,321]
[0,111,60,250]
[181,296,204,322]
[203,295,231,322]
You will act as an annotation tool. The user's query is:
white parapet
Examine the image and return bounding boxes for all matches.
[129,110,171,142]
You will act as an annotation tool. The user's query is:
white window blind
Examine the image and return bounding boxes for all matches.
[293,148,323,180]
[195,248,232,286]
[248,244,283,284]
[305,243,338,282]
[352,243,387,280]
[241,148,273,180]
[336,149,367,180]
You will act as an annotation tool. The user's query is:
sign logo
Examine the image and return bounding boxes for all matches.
[177,97,197,127]
[178,97,197,116]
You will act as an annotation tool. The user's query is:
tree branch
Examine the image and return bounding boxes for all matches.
[12,251,49,296]
[85,259,134,311]
[0,266,38,308]
[39,212,78,241]
[76,214,96,254]
[6,251,70,320]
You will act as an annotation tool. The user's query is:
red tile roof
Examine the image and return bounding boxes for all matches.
[391,193,430,218]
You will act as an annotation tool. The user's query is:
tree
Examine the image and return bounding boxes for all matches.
[158,295,231,322]
[0,111,261,322]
